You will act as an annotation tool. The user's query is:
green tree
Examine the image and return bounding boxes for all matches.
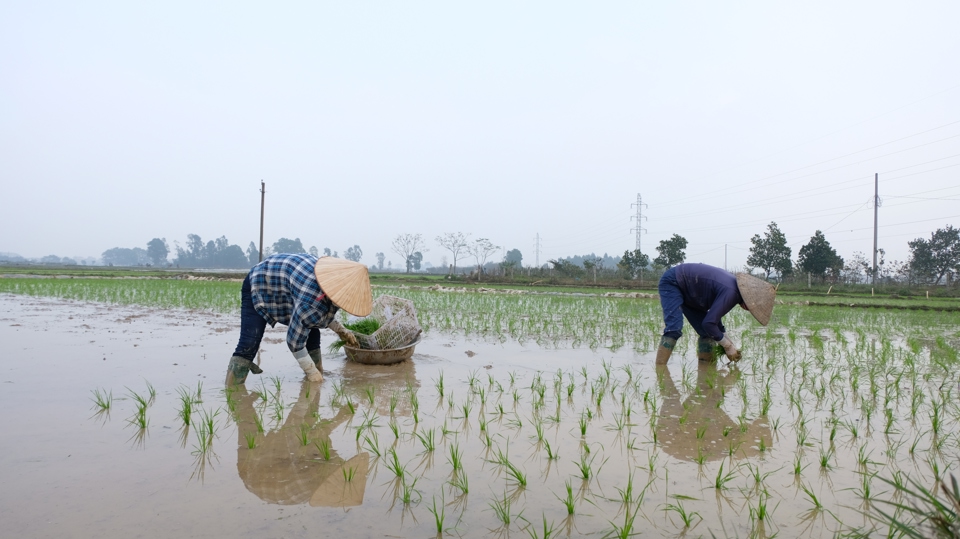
[548,259,585,278]
[747,222,792,279]
[908,225,960,284]
[375,252,385,270]
[102,247,149,266]
[146,238,169,266]
[344,245,363,262]
[617,249,650,279]
[798,230,843,279]
[272,237,306,254]
[246,242,260,265]
[654,235,688,268]
[504,248,523,267]
[406,251,423,272]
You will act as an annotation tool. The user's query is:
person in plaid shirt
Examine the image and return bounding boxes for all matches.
[226,254,373,385]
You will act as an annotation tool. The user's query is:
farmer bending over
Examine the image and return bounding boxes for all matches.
[226,254,372,385]
[655,263,775,365]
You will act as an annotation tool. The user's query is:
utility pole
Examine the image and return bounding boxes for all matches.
[259,180,266,263]
[724,244,728,272]
[534,233,541,269]
[872,173,880,284]
[630,193,647,253]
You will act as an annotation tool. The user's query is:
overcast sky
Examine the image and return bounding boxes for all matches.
[3,1,958,269]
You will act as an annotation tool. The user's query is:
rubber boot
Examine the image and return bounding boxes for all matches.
[308,348,323,373]
[697,337,718,362]
[225,355,263,386]
[655,336,677,365]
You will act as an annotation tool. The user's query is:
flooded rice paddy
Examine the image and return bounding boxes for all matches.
[1,288,959,538]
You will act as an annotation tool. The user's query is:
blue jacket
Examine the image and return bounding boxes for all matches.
[674,263,743,341]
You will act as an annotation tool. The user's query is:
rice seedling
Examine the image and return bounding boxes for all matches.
[314,439,332,461]
[871,474,960,538]
[296,424,310,446]
[526,514,558,539]
[427,495,447,536]
[800,482,823,511]
[447,441,463,472]
[544,439,559,460]
[575,453,596,481]
[363,385,376,406]
[714,461,738,490]
[557,479,576,514]
[145,380,156,402]
[388,418,400,439]
[819,447,834,470]
[665,497,701,528]
[385,449,406,478]
[245,432,257,449]
[504,459,527,487]
[253,410,264,434]
[448,470,469,495]
[399,474,421,505]
[342,466,356,482]
[415,428,436,452]
[490,491,524,526]
[363,431,381,458]
[91,388,112,410]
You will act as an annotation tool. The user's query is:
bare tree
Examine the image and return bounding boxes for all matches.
[467,238,499,279]
[391,234,427,273]
[436,232,470,274]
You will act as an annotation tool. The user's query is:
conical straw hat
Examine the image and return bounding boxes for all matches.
[735,273,776,326]
[314,257,372,317]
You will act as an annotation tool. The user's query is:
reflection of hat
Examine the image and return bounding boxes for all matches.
[736,273,776,326]
[314,257,372,317]
[310,453,370,507]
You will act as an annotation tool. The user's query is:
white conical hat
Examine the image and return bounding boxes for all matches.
[313,257,372,317]
[735,273,776,326]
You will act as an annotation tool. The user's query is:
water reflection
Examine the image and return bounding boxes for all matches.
[231,360,419,506]
[656,363,772,462]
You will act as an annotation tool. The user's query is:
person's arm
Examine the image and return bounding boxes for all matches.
[287,314,323,382]
[705,288,742,360]
[327,320,359,347]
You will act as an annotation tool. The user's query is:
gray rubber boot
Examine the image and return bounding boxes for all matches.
[308,348,323,373]
[225,355,263,386]
[697,337,718,362]
[655,336,677,365]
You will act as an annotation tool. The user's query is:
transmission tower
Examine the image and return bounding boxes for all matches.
[630,194,647,252]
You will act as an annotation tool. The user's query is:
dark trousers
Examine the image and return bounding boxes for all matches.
[232,275,322,360]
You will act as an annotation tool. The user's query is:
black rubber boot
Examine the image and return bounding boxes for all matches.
[308,348,323,373]
[225,355,263,386]
[697,337,718,362]
[656,336,677,365]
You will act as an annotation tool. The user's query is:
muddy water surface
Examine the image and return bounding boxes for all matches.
[2,294,957,538]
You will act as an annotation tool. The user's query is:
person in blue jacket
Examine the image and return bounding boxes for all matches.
[656,263,775,364]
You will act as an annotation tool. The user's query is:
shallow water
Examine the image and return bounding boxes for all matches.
[1,293,957,538]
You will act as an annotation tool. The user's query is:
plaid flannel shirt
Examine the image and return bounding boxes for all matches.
[249,253,338,353]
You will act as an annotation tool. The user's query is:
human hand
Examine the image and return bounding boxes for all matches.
[718,336,742,361]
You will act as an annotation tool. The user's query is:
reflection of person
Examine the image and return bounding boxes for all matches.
[232,381,366,506]
[226,254,373,385]
[656,363,771,462]
[655,263,775,365]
